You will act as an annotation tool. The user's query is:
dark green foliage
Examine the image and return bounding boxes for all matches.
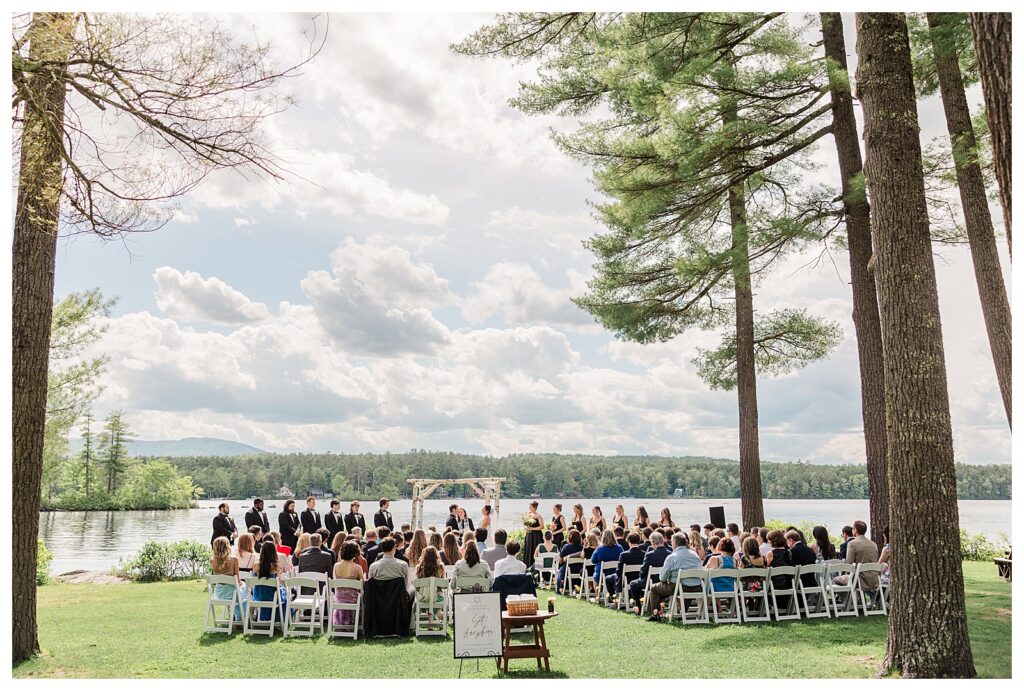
[36,539,52,586]
[117,540,211,582]
[908,12,978,97]
[161,451,1010,501]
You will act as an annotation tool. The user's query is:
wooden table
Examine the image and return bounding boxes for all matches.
[498,610,558,673]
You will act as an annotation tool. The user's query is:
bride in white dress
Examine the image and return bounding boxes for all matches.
[480,504,493,546]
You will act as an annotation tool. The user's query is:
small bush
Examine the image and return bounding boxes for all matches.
[37,539,53,586]
[960,529,1005,562]
[118,540,211,582]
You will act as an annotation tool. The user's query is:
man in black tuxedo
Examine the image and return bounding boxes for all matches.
[244,498,270,535]
[324,499,343,546]
[628,532,671,610]
[838,525,854,560]
[373,497,394,531]
[787,530,819,587]
[444,504,460,533]
[211,502,238,545]
[344,501,366,534]
[300,496,322,534]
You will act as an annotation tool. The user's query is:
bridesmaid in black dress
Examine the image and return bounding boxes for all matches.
[551,503,568,548]
[612,504,627,530]
[634,505,650,531]
[570,504,586,534]
[522,501,544,565]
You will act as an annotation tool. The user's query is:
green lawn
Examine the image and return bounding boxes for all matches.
[14,561,1010,678]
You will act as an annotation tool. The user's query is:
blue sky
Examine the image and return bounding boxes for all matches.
[55,13,1010,464]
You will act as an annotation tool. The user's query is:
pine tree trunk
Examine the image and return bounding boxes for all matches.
[12,12,74,664]
[929,13,1012,428]
[728,182,766,530]
[855,12,976,678]
[969,12,1012,255]
[820,13,889,548]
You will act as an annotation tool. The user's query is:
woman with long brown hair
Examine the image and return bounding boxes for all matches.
[551,503,567,548]
[634,506,650,530]
[407,528,428,566]
[660,507,676,530]
[441,531,460,566]
[331,541,363,628]
[235,532,258,574]
[210,536,245,621]
[570,504,586,533]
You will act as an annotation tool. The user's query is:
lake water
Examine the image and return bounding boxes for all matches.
[39,497,1011,574]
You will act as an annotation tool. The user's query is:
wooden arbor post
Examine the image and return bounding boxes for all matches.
[406,477,506,530]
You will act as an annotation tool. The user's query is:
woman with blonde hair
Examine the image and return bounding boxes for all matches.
[235,532,258,574]
[291,533,312,568]
[611,505,627,530]
[441,531,460,566]
[570,504,586,533]
[210,536,245,621]
[407,528,428,566]
[689,529,706,561]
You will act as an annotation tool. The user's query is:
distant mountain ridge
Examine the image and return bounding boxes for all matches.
[68,436,266,458]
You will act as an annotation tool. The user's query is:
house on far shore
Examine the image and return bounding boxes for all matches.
[307,487,326,499]
[278,485,295,499]
[673,488,684,498]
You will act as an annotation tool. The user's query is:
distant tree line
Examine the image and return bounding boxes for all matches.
[161,451,1011,501]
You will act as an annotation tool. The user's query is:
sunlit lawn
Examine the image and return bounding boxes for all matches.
[13,561,1010,678]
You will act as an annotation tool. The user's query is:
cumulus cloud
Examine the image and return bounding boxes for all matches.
[154,267,270,324]
[462,262,597,331]
[300,238,453,356]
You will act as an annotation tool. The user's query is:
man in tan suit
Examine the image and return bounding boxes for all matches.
[832,520,880,589]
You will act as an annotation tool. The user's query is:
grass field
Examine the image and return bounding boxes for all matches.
[13,561,1010,679]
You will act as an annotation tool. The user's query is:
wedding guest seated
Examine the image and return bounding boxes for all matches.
[235,533,258,575]
[482,529,508,569]
[407,529,428,567]
[628,532,670,611]
[453,540,492,585]
[427,530,443,558]
[606,531,644,596]
[263,531,291,575]
[703,536,720,566]
[739,536,767,593]
[251,541,287,621]
[494,540,528,578]
[349,536,369,575]
[316,528,336,565]
[210,536,245,621]
[640,527,653,551]
[247,524,263,547]
[647,532,702,620]
[533,530,556,565]
[613,526,627,550]
[839,525,854,559]
[368,537,413,595]
[392,531,409,563]
[474,527,489,553]
[592,529,623,582]
[812,525,838,562]
[705,534,737,592]
[441,531,461,566]
[557,529,584,590]
[351,526,364,545]
[583,533,599,578]
[879,526,891,587]
[727,523,742,553]
[332,541,364,628]
[787,529,818,586]
[833,520,880,590]
[364,528,382,565]
[297,533,333,594]
[757,528,772,557]
[689,529,706,561]
[269,530,291,557]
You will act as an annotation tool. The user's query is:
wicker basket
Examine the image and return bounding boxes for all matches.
[507,597,539,616]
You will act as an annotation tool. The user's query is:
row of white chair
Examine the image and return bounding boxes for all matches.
[204,572,493,639]
[534,553,887,623]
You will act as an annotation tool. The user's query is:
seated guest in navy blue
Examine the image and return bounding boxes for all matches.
[556,529,584,590]
[591,529,623,585]
[605,531,645,596]
[627,531,670,611]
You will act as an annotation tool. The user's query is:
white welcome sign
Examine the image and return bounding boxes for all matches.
[453,591,503,659]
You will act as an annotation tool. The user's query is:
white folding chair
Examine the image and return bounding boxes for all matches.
[581,559,598,601]
[738,568,770,622]
[243,577,281,636]
[854,563,888,615]
[284,576,324,637]
[454,576,490,593]
[413,577,449,637]
[640,565,663,615]
[796,564,831,619]
[562,556,585,597]
[294,571,329,627]
[706,568,742,624]
[827,563,859,617]
[326,578,363,639]
[534,551,559,589]
[596,562,619,607]
[204,574,241,634]
[767,566,800,621]
[617,564,642,611]
[666,570,709,624]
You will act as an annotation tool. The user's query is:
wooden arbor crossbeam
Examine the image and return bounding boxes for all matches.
[407,477,507,531]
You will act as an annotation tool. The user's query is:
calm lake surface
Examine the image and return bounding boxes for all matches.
[40,497,1011,574]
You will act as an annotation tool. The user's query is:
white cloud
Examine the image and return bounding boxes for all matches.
[486,207,598,255]
[462,262,597,331]
[300,238,453,356]
[153,266,270,324]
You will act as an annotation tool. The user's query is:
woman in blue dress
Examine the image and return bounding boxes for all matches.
[209,536,245,623]
[251,541,287,622]
[706,537,737,592]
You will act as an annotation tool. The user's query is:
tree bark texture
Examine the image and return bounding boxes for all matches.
[929,12,1012,428]
[820,12,889,548]
[12,11,74,663]
[855,12,976,678]
[969,12,1012,254]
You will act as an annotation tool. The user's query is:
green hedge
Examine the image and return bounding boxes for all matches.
[116,540,211,582]
[37,539,53,585]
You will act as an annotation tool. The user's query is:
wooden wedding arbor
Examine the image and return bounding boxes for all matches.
[407,477,506,530]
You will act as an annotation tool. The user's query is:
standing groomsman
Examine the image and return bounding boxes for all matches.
[245,498,271,535]
[374,497,394,531]
[300,496,322,534]
[324,499,344,546]
[211,502,238,545]
[344,500,366,533]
